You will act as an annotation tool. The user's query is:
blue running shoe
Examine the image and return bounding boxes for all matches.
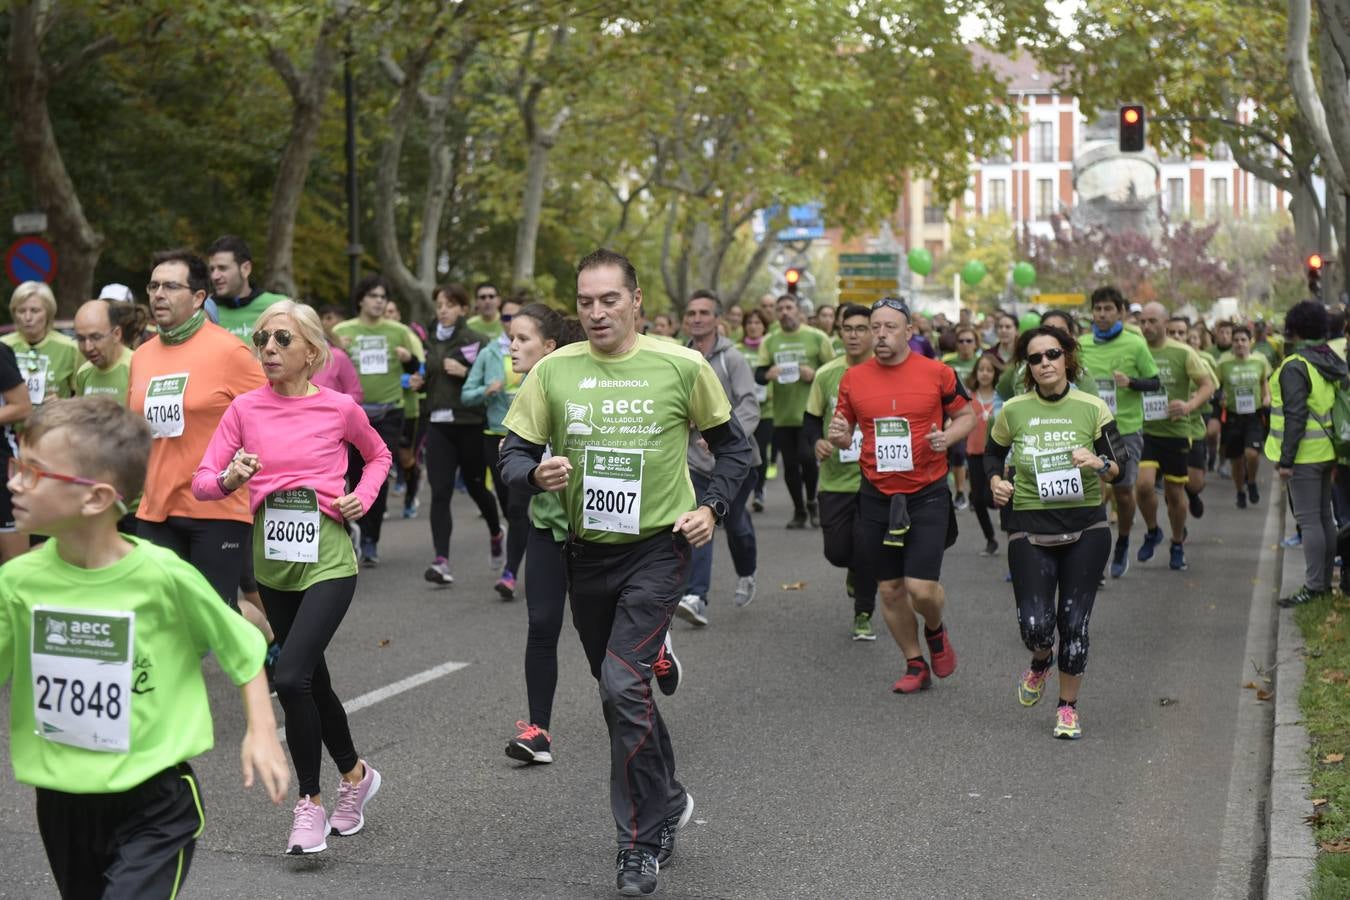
[1169,542,1187,571]
[1110,536,1130,578]
[1137,527,1163,562]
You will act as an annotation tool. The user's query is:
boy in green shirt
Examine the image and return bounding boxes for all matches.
[0,397,288,898]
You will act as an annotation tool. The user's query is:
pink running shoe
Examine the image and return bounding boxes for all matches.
[286,796,328,855]
[329,762,382,836]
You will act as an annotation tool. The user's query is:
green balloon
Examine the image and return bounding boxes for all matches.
[908,247,933,276]
[961,260,987,286]
[1012,261,1037,288]
[1019,312,1041,333]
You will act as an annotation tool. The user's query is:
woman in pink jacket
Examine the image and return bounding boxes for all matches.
[193,300,391,857]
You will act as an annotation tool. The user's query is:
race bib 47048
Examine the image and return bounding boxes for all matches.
[143,373,189,439]
[31,607,134,753]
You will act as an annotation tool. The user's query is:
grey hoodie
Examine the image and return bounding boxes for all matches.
[688,335,761,475]
[1276,343,1349,468]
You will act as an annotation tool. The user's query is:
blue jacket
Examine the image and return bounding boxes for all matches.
[462,335,515,434]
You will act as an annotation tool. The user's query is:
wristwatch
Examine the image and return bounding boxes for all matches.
[1095,455,1112,477]
[704,498,729,524]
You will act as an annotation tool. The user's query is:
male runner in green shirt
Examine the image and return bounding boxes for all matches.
[466,281,505,340]
[73,300,132,403]
[501,248,752,897]
[207,235,288,343]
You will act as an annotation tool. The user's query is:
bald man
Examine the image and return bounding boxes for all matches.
[74,299,132,403]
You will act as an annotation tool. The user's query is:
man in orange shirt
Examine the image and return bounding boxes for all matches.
[129,249,267,629]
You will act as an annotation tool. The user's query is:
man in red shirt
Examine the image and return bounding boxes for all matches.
[830,298,976,693]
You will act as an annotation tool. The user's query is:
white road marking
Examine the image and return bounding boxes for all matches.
[278,660,469,743]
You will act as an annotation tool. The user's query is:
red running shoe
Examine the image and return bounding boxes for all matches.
[927,625,957,678]
[891,659,931,694]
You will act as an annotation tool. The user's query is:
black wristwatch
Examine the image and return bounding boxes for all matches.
[704,498,729,524]
[1095,455,1112,478]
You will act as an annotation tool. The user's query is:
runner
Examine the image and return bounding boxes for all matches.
[419,284,502,588]
[207,235,288,342]
[963,354,1002,556]
[1219,325,1272,509]
[5,282,80,409]
[755,293,835,528]
[1134,303,1214,571]
[1210,319,1234,362]
[828,297,975,694]
[984,311,1019,371]
[1267,301,1347,607]
[467,282,505,340]
[740,309,774,512]
[0,340,31,563]
[73,300,132,402]
[382,301,426,517]
[677,290,760,627]
[332,275,424,565]
[312,304,364,402]
[804,303,880,639]
[192,301,391,855]
[500,249,752,896]
[1,397,288,897]
[986,325,1121,739]
[724,303,745,344]
[944,325,981,510]
[1175,316,1219,514]
[129,249,268,621]
[1077,286,1161,578]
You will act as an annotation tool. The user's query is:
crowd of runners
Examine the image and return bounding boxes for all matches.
[0,239,1345,897]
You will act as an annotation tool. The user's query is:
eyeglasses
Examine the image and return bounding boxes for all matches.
[146,281,192,294]
[8,458,128,515]
[75,333,109,346]
[1025,348,1066,365]
[840,325,871,336]
[871,297,911,318]
[252,329,294,349]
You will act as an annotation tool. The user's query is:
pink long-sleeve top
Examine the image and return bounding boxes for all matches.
[311,342,363,403]
[192,383,391,522]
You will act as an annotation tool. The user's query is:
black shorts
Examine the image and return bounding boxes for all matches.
[136,517,250,610]
[1221,413,1265,458]
[947,439,968,467]
[1186,439,1206,471]
[1140,434,1190,482]
[859,478,957,582]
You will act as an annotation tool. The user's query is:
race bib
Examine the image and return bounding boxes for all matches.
[357,336,389,375]
[874,417,914,473]
[1095,378,1117,415]
[774,351,800,384]
[1142,391,1169,422]
[1033,450,1085,502]
[143,372,188,439]
[583,447,642,535]
[263,489,320,563]
[429,409,455,423]
[31,607,133,753]
[1235,387,1256,415]
[838,427,863,464]
[21,355,48,405]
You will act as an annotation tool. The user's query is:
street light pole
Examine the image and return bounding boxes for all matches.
[344,32,361,304]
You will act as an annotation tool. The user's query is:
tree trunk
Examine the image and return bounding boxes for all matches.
[6,1,104,315]
[374,45,437,311]
[512,137,553,288]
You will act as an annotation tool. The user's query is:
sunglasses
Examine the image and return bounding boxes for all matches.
[870,297,911,318]
[1026,347,1065,366]
[252,329,294,349]
[501,313,514,323]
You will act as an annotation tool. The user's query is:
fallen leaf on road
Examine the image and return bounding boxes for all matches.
[1304,812,1324,826]
[378,639,391,647]
[781,581,807,591]
[1158,697,1178,706]
[1320,838,1350,854]
[1243,681,1259,690]
[1255,689,1274,701]
[1322,753,1345,764]
[1313,797,1329,807]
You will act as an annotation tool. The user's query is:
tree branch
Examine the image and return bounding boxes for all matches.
[1288,0,1348,188]
[49,34,121,83]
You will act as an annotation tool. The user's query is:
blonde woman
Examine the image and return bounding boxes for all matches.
[5,281,80,406]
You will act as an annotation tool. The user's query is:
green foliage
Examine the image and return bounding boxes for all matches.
[935,213,1016,311]
[1295,592,1350,888]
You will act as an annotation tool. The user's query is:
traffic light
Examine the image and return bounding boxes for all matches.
[785,267,801,295]
[1308,253,1324,298]
[1119,105,1146,153]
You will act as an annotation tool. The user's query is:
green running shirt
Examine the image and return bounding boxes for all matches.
[805,356,863,493]
[755,326,835,426]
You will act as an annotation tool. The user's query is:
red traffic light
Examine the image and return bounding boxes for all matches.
[1123,108,1140,125]
[785,268,801,285]
[1308,253,1324,270]
[1119,105,1146,152]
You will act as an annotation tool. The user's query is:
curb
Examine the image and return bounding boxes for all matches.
[1266,484,1319,899]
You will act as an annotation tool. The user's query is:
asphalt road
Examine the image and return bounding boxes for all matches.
[0,472,1280,899]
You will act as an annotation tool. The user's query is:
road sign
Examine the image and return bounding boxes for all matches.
[838,277,897,290]
[839,253,899,264]
[839,289,891,303]
[1036,293,1086,306]
[5,237,57,286]
[12,212,47,235]
[840,264,896,276]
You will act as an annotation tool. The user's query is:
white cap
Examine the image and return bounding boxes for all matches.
[1128,302,1143,314]
[99,283,134,303]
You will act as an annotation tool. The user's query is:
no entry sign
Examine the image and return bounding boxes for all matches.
[5,237,58,286]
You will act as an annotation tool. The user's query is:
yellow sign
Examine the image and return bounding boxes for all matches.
[838,277,898,290]
[1037,293,1087,306]
[839,289,890,303]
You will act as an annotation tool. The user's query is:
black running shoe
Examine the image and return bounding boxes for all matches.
[657,793,694,866]
[653,642,681,696]
[616,848,658,896]
[1248,481,1260,504]
[1237,491,1247,509]
[786,511,808,529]
[1188,490,1204,519]
[807,500,820,528]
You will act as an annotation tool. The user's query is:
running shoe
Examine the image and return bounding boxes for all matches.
[1282,533,1303,548]
[495,569,516,600]
[1018,660,1053,707]
[733,575,757,608]
[676,594,709,626]
[401,498,419,519]
[1053,705,1083,740]
[424,557,454,586]
[360,538,379,568]
[1137,527,1163,563]
[765,464,778,481]
[654,636,681,696]
[979,539,999,557]
[505,721,553,765]
[954,491,969,511]
[892,659,932,694]
[329,761,381,836]
[926,625,957,678]
[489,530,505,571]
[616,848,658,896]
[851,612,877,641]
[1188,489,1205,519]
[657,792,694,866]
[1169,542,1187,571]
[1110,536,1130,578]
[807,500,820,528]
[751,495,764,513]
[786,511,808,530]
[1278,585,1328,608]
[286,797,328,855]
[1248,481,1260,504]
[1236,491,1248,509]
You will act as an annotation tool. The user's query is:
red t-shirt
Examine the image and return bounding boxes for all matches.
[835,353,969,495]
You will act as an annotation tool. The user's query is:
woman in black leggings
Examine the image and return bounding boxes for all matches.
[985,325,1122,741]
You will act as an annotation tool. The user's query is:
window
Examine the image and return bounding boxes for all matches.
[1166,178,1185,215]
[988,178,1007,214]
[1210,178,1229,216]
[1255,180,1272,212]
[1213,141,1231,161]
[1035,179,1055,219]
[923,185,945,224]
[1032,122,1055,162]
[987,136,1012,164]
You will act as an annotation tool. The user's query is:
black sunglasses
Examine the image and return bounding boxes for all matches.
[870,297,911,318]
[1026,347,1065,365]
[252,329,294,349]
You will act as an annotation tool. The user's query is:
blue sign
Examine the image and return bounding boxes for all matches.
[763,203,825,241]
[5,237,57,285]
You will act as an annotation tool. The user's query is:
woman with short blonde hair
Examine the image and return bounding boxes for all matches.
[253,300,331,377]
[5,281,80,405]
